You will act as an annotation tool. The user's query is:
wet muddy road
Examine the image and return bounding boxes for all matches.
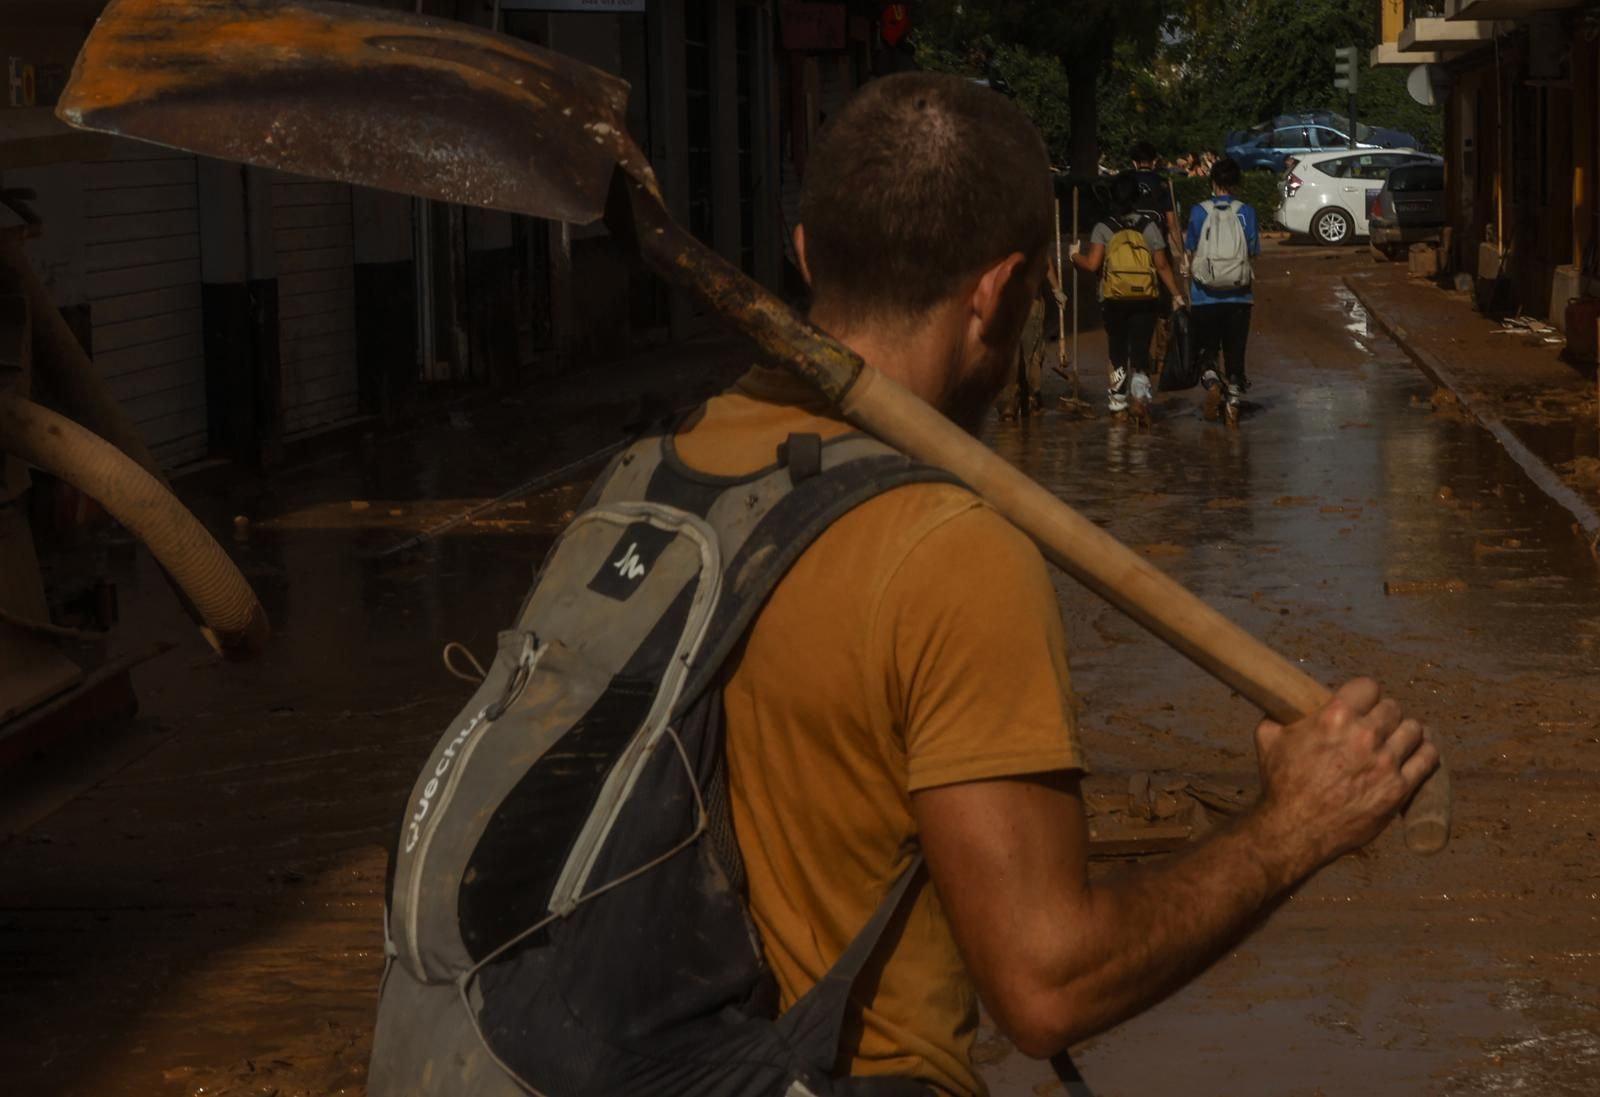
[3,244,1598,1096]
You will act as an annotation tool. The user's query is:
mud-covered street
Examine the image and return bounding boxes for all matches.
[3,243,1599,1096]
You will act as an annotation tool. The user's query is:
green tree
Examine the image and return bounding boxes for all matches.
[914,36,1073,165]
[914,0,1177,173]
[1171,0,1442,152]
[910,0,1442,169]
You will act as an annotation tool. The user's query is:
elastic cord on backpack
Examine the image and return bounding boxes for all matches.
[443,640,489,684]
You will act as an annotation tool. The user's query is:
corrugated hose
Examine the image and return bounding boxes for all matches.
[0,392,268,656]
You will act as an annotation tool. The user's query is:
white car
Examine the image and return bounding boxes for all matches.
[1277,148,1440,245]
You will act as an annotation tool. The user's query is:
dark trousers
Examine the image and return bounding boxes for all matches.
[1102,298,1162,374]
[1191,302,1252,384]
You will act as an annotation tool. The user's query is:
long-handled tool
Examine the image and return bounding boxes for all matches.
[1054,189,1092,418]
[56,0,1449,853]
[1167,174,1186,283]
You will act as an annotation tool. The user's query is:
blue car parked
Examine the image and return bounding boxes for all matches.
[1224,113,1423,174]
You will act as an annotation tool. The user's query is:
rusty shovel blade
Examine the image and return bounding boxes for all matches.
[56,0,654,225]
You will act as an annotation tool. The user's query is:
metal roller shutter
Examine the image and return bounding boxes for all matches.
[82,140,208,467]
[271,173,360,436]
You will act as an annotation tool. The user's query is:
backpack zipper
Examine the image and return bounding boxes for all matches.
[402,632,545,979]
[545,513,720,917]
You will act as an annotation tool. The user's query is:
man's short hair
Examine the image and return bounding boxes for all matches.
[798,73,1052,325]
[1211,156,1242,189]
[1129,140,1159,165]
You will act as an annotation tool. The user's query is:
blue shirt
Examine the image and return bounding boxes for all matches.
[1185,194,1260,305]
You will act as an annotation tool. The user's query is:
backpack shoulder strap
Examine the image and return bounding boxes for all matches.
[583,426,962,1082]
[691,432,961,709]
[774,855,925,1069]
[588,428,963,714]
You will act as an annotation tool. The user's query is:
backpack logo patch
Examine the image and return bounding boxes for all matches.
[588,522,676,600]
[612,542,647,580]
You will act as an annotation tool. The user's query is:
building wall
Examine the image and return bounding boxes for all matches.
[1428,8,1600,324]
[2,0,794,472]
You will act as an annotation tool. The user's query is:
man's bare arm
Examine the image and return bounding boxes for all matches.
[912,678,1438,1057]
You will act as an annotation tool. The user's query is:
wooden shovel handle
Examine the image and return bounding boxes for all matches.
[842,366,1451,853]
[615,170,1451,855]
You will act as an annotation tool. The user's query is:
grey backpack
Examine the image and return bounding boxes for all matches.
[368,427,956,1097]
[1192,198,1252,291]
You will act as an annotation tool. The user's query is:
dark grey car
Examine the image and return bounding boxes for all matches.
[1370,162,1447,257]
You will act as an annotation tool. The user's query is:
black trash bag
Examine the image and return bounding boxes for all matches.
[1158,305,1200,391]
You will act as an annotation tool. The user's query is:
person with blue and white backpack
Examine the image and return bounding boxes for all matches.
[1184,157,1260,427]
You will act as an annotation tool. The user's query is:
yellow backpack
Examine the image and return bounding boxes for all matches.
[1103,215,1159,300]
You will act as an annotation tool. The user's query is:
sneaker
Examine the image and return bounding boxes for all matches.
[1130,371,1153,403]
[1128,372,1154,428]
[1223,375,1245,428]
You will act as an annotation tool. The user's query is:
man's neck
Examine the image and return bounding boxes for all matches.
[809,306,964,408]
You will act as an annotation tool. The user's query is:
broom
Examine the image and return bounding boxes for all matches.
[1056,184,1094,416]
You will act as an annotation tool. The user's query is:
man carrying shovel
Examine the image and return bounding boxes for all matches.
[55,9,1446,1095]
[684,74,1437,1093]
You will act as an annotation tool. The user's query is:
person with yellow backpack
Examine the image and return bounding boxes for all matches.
[1070,172,1184,424]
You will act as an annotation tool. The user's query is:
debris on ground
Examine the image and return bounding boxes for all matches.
[1562,456,1600,492]
[1082,774,1250,859]
[1383,578,1469,595]
[1423,386,1471,420]
[1493,315,1559,336]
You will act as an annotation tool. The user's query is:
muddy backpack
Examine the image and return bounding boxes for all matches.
[1101,215,1160,301]
[368,429,957,1097]
[1192,198,1252,291]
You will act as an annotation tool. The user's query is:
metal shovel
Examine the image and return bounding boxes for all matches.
[57,0,1449,853]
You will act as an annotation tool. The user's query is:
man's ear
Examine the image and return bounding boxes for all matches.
[970,251,1031,343]
[793,224,813,286]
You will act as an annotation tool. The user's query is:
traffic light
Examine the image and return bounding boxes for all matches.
[1333,46,1360,93]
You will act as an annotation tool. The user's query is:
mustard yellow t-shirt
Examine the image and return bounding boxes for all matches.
[674,367,1083,1097]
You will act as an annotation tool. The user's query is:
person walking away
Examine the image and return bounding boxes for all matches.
[1129,141,1180,247]
[715,79,1431,1095]
[1186,156,1259,427]
[996,252,1063,420]
[1071,171,1182,425]
[1129,140,1182,369]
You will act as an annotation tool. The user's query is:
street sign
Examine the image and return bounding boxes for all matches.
[1333,46,1359,94]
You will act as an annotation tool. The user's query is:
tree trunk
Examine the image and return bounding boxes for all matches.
[1065,54,1100,176]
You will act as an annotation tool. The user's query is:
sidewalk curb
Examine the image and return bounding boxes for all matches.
[1343,274,1600,561]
